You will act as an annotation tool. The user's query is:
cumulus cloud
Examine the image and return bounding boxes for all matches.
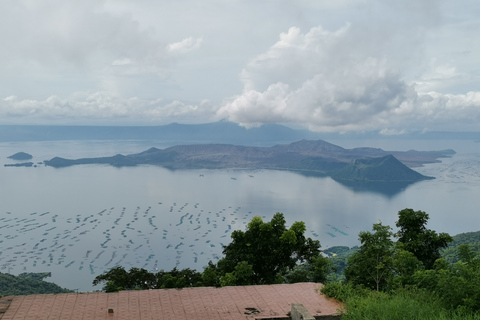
[0,93,216,125]
[218,23,480,133]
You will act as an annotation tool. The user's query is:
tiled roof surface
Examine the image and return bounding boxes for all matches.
[0,283,342,320]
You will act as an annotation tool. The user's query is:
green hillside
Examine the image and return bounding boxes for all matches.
[0,273,72,296]
[331,154,433,182]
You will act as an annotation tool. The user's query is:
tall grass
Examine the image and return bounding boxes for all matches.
[321,283,480,320]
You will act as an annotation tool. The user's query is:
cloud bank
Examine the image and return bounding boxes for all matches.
[0,0,479,132]
[218,21,480,133]
[1,94,213,125]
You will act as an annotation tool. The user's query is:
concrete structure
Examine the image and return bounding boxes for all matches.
[0,283,342,319]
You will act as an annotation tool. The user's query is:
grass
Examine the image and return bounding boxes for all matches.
[321,282,480,320]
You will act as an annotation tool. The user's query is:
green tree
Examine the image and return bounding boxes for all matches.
[388,248,424,288]
[92,267,156,292]
[156,267,203,288]
[283,254,332,284]
[202,261,221,287]
[219,212,321,284]
[413,245,480,311]
[395,208,453,269]
[220,261,255,286]
[345,222,394,291]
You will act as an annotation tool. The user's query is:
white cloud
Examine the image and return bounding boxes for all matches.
[218,21,480,133]
[167,37,203,54]
[0,93,216,125]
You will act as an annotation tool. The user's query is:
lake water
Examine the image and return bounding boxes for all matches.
[0,139,479,292]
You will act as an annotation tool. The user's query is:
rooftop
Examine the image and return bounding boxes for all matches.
[0,283,342,320]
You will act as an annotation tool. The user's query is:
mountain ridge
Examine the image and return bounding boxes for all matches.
[1,122,479,144]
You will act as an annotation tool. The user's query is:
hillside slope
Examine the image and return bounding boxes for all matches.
[331,154,434,182]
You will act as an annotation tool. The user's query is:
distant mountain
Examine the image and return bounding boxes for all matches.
[2,122,478,145]
[331,154,434,182]
[44,140,452,182]
[0,122,322,145]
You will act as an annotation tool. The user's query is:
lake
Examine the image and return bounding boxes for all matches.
[0,139,479,292]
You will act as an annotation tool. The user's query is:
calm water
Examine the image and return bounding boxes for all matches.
[0,139,479,292]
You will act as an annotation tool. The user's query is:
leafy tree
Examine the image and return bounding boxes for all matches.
[202,261,221,287]
[156,267,202,288]
[220,261,255,286]
[413,244,480,311]
[345,222,394,291]
[219,212,321,284]
[283,254,332,284]
[395,208,453,269]
[388,248,424,288]
[92,267,156,292]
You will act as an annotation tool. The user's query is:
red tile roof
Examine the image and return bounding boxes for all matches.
[0,283,342,320]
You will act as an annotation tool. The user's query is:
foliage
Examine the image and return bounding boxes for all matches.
[282,254,333,284]
[344,222,394,291]
[324,246,358,280]
[414,244,480,312]
[395,208,453,269]
[388,248,424,288]
[201,261,221,287]
[441,231,480,264]
[0,272,72,296]
[156,267,203,289]
[92,266,203,292]
[322,282,480,320]
[321,281,368,303]
[219,212,321,284]
[220,261,254,286]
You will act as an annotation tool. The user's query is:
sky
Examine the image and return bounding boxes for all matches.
[0,0,479,133]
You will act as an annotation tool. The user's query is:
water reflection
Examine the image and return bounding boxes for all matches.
[332,179,418,197]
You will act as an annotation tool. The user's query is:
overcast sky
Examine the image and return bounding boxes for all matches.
[0,0,479,133]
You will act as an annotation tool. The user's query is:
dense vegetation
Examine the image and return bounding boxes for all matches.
[0,272,72,296]
[322,209,480,319]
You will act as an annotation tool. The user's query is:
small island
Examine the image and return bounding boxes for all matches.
[4,162,34,167]
[8,152,33,160]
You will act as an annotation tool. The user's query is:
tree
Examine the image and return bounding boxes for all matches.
[92,267,156,292]
[93,266,202,291]
[395,208,453,269]
[283,254,332,284]
[219,212,321,284]
[156,267,203,288]
[345,222,394,291]
[389,248,424,288]
[220,261,254,286]
[413,245,480,311]
[202,261,221,287]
